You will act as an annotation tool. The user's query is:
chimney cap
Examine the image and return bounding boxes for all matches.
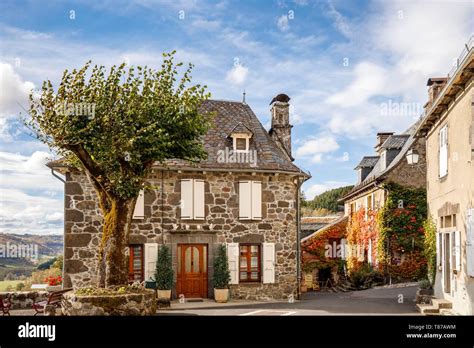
[270,93,290,105]
[376,132,394,136]
[427,77,447,86]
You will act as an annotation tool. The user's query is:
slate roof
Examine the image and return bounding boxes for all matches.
[48,99,309,176]
[380,134,410,150]
[354,156,379,170]
[341,124,418,201]
[228,122,253,136]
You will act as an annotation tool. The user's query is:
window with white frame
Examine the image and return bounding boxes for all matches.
[239,180,262,220]
[232,134,251,152]
[180,179,205,220]
[439,124,448,178]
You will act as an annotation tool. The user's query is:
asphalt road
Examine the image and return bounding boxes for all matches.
[158,285,420,316]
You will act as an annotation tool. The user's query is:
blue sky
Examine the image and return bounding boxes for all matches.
[0,0,472,234]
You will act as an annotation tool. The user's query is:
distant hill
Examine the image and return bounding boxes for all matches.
[0,234,63,279]
[0,233,63,257]
[303,185,354,213]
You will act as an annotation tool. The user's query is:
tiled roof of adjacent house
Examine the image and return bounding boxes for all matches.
[354,156,379,170]
[341,123,418,201]
[47,99,309,176]
[380,134,410,150]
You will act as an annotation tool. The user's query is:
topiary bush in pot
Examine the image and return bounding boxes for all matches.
[213,244,231,303]
[155,245,173,300]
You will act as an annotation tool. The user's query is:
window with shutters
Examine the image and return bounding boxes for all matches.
[128,245,143,282]
[180,179,205,220]
[239,244,261,282]
[439,124,448,178]
[239,180,262,220]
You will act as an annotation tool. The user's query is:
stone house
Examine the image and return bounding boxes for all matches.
[48,94,310,300]
[415,38,474,314]
[339,124,427,267]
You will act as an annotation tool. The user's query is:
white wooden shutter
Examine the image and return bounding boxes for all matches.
[144,243,158,281]
[466,209,474,277]
[193,179,205,220]
[226,243,239,284]
[368,239,372,264]
[132,189,145,219]
[251,181,262,220]
[454,230,461,271]
[262,243,275,284]
[181,179,193,219]
[239,181,251,220]
[439,125,448,177]
[441,233,446,292]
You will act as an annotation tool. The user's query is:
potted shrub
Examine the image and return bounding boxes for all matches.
[45,275,62,292]
[416,278,434,304]
[155,245,173,300]
[213,244,231,303]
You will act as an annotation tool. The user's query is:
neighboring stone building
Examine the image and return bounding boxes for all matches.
[415,38,474,315]
[48,95,310,300]
[339,123,427,268]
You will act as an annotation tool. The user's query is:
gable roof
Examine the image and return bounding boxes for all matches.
[340,125,417,202]
[354,156,379,170]
[380,134,410,150]
[228,122,253,136]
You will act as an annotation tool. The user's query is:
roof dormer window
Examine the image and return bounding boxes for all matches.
[232,134,251,152]
[229,122,253,153]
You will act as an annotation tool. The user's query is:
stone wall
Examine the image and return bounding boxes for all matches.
[0,291,48,309]
[63,169,299,300]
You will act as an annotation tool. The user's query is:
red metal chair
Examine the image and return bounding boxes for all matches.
[0,294,12,316]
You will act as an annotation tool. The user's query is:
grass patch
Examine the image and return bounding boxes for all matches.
[0,280,21,291]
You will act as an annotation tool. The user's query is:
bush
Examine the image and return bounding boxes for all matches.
[418,278,432,290]
[24,268,61,290]
[213,245,230,289]
[155,245,173,290]
[15,282,25,291]
[349,264,383,289]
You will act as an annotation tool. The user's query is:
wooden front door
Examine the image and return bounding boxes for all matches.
[176,244,208,298]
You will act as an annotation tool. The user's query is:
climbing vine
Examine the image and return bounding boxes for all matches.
[423,216,437,285]
[377,183,427,281]
[301,218,347,273]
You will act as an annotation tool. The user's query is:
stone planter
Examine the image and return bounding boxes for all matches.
[157,290,171,300]
[46,285,62,292]
[62,290,157,316]
[416,288,434,304]
[214,288,229,303]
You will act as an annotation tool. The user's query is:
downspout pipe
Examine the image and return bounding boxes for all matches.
[296,173,310,300]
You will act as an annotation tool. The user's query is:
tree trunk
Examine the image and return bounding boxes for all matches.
[97,198,135,287]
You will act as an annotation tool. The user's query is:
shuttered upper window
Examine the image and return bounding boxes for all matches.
[439,124,448,178]
[239,181,262,220]
[181,179,205,220]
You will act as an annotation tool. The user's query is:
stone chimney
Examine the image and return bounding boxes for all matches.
[374,132,394,155]
[269,93,293,161]
[424,77,447,111]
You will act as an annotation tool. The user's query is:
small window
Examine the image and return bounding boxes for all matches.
[239,244,261,282]
[236,138,247,151]
[128,245,143,282]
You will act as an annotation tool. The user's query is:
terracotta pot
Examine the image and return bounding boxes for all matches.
[214,288,229,303]
[157,290,171,300]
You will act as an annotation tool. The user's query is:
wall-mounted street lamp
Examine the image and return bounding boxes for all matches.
[406,149,420,165]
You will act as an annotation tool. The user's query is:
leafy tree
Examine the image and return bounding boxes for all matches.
[155,245,173,290]
[304,185,353,212]
[37,258,56,270]
[213,245,230,289]
[27,52,212,286]
[16,282,25,291]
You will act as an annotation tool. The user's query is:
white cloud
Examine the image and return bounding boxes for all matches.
[0,62,35,118]
[324,0,351,38]
[226,64,248,86]
[295,135,340,163]
[277,15,290,32]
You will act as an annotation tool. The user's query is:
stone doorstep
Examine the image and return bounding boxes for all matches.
[431,298,453,309]
[416,304,439,315]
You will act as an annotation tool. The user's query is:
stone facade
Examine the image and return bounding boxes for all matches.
[63,169,299,300]
[0,291,48,309]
